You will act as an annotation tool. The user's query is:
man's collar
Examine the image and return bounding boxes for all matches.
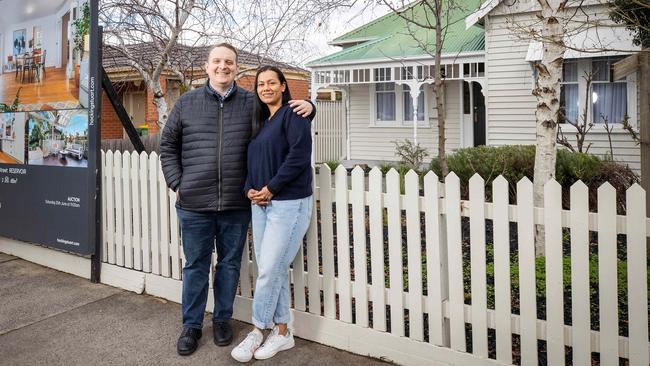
[207,81,236,101]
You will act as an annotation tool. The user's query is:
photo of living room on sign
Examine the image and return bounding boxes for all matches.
[27,109,88,168]
[0,0,91,111]
[0,112,26,164]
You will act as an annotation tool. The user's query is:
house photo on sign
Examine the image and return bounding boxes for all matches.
[0,0,99,256]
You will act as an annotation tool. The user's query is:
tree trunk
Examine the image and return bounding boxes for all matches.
[434,0,448,177]
[150,79,169,128]
[532,1,565,256]
[434,80,448,176]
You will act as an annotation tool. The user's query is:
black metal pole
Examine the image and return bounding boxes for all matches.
[101,67,145,154]
[90,18,103,283]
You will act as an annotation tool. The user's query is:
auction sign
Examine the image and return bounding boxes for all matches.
[0,0,100,256]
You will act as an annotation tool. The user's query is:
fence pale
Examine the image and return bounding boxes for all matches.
[368,167,386,331]
[319,165,336,318]
[544,179,564,366]
[493,176,512,363]
[351,166,368,327]
[139,151,151,273]
[445,172,466,352]
[626,184,649,366]
[106,150,115,264]
[306,167,320,315]
[405,170,423,341]
[149,152,160,275]
[424,171,446,346]
[469,174,488,357]
[131,152,142,271]
[598,183,618,364]
[570,181,590,365]
[335,165,352,323]
[122,152,133,269]
[517,178,537,364]
[386,169,404,337]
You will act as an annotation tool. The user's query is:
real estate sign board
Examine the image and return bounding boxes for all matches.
[0,0,100,256]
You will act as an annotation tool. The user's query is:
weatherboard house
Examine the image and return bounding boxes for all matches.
[307,0,641,171]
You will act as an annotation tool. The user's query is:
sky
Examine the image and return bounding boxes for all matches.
[289,3,392,65]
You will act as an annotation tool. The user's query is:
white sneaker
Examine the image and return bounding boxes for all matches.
[254,326,295,360]
[231,328,263,363]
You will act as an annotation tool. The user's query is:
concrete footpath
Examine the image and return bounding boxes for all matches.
[0,253,391,366]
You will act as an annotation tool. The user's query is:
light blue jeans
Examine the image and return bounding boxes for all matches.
[251,196,313,329]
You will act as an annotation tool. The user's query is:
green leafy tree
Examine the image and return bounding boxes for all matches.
[610,0,650,48]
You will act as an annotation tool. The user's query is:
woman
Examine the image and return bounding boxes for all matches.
[231,65,313,362]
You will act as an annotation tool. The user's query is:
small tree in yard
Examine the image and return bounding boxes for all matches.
[379,0,471,177]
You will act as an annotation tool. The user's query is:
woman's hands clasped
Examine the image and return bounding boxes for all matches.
[247,186,274,206]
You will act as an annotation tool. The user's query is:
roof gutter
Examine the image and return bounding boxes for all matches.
[307,51,486,69]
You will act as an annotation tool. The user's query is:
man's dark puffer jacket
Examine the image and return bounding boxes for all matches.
[160,84,254,212]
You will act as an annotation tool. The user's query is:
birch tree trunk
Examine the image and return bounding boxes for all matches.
[150,79,169,128]
[532,0,566,256]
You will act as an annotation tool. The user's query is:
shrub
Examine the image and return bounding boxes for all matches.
[322,160,340,172]
[428,145,638,212]
[394,139,429,173]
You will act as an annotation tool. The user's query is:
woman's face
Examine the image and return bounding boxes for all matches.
[257,70,286,106]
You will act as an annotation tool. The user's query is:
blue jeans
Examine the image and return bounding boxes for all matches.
[176,208,251,329]
[251,196,313,329]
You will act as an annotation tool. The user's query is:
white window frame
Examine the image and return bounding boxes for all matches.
[558,57,637,134]
[369,83,430,128]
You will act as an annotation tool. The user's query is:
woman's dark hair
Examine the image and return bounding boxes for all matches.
[251,65,292,139]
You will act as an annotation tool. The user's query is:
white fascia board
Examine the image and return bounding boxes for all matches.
[308,51,486,70]
[466,0,502,29]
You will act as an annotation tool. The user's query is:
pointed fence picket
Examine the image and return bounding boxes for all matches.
[493,176,512,363]
[544,179,564,366]
[335,165,352,323]
[469,174,488,357]
[405,171,423,341]
[306,167,320,315]
[386,169,404,337]
[626,184,649,366]
[570,181,590,365]
[368,167,386,332]
[445,172,466,352]
[122,152,133,269]
[130,152,141,271]
[351,166,368,327]
[517,178,537,364]
[319,165,336,319]
[100,150,649,366]
[598,183,619,365]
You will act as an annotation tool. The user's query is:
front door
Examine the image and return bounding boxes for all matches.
[472,82,486,146]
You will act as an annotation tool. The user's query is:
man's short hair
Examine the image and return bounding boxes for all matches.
[209,42,239,64]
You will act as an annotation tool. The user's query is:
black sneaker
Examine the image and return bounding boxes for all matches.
[177,327,202,356]
[213,321,233,346]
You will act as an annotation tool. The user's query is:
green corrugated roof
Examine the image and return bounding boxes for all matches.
[308,0,484,66]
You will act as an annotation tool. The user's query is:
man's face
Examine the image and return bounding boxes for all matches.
[205,46,238,88]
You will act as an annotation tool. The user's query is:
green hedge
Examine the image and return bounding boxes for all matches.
[427,145,638,212]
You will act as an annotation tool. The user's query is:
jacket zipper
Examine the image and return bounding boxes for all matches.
[218,101,223,210]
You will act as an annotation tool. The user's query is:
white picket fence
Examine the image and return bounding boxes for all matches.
[101,150,649,366]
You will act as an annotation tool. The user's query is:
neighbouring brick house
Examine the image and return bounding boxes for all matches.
[101,42,311,140]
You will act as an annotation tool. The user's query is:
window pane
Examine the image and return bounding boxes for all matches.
[592,82,627,123]
[560,84,579,123]
[377,92,395,120]
[376,82,395,91]
[563,60,578,82]
[403,85,425,121]
[592,59,609,81]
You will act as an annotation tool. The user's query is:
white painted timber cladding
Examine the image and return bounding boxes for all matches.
[485,9,641,172]
[347,83,461,161]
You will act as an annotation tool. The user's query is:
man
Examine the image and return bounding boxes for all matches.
[160,43,314,356]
